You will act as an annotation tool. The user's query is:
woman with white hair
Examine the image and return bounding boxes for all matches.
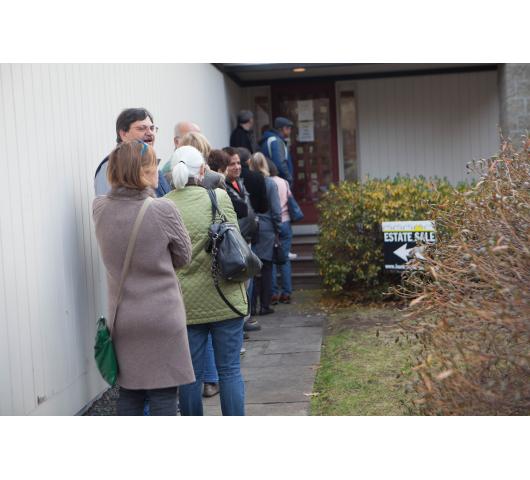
[165,146,248,416]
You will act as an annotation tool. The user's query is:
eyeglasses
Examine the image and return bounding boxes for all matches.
[133,125,159,134]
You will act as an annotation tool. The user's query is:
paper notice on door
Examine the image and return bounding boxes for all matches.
[297,100,314,122]
[297,121,315,142]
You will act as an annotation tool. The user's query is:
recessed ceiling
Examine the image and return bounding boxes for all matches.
[215,63,498,85]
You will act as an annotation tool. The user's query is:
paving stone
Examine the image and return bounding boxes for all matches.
[205,402,310,416]
[87,298,326,416]
[263,338,323,355]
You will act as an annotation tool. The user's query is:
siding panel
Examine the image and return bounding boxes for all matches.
[0,64,243,415]
[357,71,499,185]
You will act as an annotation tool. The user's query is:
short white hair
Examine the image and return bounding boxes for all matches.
[170,146,205,190]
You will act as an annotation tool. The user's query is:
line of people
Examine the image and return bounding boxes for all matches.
[92,107,297,415]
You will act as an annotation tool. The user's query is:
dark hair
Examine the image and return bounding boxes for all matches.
[222,146,239,158]
[208,149,231,172]
[115,108,154,144]
[235,147,251,164]
[267,159,279,177]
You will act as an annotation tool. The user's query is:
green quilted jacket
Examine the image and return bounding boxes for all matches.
[165,186,248,324]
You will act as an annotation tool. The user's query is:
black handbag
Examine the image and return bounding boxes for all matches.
[205,189,262,316]
[272,239,287,265]
[238,201,259,243]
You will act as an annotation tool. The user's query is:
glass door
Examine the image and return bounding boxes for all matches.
[271,82,339,224]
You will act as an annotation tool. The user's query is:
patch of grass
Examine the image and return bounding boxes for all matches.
[311,308,416,416]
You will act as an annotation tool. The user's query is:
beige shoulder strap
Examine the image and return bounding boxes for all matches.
[109,196,153,337]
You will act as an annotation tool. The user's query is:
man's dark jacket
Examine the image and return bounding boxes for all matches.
[230,125,258,153]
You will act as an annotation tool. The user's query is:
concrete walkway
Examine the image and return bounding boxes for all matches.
[205,299,325,416]
[84,292,325,416]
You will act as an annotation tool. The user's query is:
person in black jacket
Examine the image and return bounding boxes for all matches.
[222,147,268,332]
[208,149,248,219]
[229,147,269,215]
[230,110,258,153]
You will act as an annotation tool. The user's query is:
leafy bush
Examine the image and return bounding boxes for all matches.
[400,140,530,415]
[315,176,458,296]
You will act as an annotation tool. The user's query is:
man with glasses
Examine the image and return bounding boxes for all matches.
[94,108,171,197]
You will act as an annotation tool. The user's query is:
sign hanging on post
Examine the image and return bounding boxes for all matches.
[382,221,436,270]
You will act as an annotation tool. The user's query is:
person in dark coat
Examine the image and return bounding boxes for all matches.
[223,147,267,331]
[209,149,249,223]
[230,110,258,153]
[231,147,268,214]
[248,152,282,316]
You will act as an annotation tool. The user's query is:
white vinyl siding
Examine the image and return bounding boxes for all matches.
[355,71,499,185]
[0,64,242,415]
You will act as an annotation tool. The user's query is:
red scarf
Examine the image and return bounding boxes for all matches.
[231,180,241,193]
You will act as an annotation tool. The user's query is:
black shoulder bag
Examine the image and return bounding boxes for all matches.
[205,189,262,317]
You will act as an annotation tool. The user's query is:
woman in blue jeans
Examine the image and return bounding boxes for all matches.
[269,162,293,304]
[165,145,248,415]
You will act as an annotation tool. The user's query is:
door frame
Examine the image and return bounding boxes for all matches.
[271,80,340,185]
[335,80,361,181]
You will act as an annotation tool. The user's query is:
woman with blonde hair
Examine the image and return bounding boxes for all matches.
[92,140,195,415]
[163,131,224,190]
[180,131,212,159]
[248,152,282,315]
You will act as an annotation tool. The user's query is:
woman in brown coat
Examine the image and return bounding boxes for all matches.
[93,140,195,415]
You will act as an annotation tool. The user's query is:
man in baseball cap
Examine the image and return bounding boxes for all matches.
[258,116,294,185]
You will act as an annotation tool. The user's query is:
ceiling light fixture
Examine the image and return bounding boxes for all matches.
[292,67,306,73]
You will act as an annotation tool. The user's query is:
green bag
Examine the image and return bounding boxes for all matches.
[94,316,118,385]
[94,197,153,386]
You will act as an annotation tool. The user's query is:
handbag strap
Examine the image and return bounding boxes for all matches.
[110,196,153,337]
[207,189,249,318]
[212,273,249,318]
[207,188,228,223]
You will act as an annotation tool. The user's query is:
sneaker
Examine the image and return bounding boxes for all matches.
[203,382,220,398]
[288,252,297,260]
[271,294,280,305]
[240,347,246,355]
[279,294,291,304]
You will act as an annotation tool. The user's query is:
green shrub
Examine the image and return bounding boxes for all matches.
[315,176,459,296]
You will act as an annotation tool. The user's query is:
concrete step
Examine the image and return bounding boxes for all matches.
[291,235,319,245]
[290,231,320,289]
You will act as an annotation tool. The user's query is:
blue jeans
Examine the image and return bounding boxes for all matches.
[179,317,245,416]
[203,333,219,383]
[272,221,293,296]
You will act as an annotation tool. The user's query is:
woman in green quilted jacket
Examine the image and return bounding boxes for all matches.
[165,146,247,416]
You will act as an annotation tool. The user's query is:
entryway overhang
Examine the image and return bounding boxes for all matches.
[214,63,498,86]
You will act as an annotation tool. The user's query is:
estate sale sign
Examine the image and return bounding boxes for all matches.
[382,221,436,270]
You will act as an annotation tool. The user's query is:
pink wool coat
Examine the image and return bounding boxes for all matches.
[93,187,195,390]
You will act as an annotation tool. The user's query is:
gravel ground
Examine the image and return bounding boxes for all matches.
[84,386,119,416]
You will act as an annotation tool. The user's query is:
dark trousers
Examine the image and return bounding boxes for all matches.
[252,260,272,312]
[117,386,178,416]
